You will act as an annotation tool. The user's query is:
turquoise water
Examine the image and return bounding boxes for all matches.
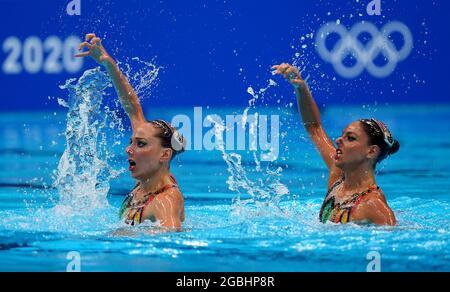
[0,103,449,271]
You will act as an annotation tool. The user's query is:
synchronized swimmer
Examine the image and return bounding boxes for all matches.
[76,33,186,231]
[272,63,398,225]
[76,34,399,229]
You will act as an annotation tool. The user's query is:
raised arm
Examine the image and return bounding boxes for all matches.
[75,33,146,130]
[272,63,342,184]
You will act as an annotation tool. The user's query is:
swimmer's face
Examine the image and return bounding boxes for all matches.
[125,124,172,180]
[334,121,379,169]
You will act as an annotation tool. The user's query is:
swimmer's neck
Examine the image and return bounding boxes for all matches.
[342,164,376,191]
[139,168,172,194]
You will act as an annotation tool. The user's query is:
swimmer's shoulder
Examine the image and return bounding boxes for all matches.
[360,189,389,207]
[153,187,184,208]
[352,190,397,226]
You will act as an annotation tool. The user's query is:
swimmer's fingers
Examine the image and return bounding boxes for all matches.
[74,51,91,58]
[91,37,102,47]
[279,63,291,73]
[271,65,282,75]
[85,33,96,42]
[78,41,93,51]
[78,34,112,65]
[284,66,301,80]
[273,63,304,88]
[75,42,93,57]
[272,63,291,75]
[271,64,284,73]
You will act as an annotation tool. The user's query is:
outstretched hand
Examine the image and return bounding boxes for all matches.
[75,33,114,66]
[272,63,305,89]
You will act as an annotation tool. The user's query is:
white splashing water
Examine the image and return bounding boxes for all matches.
[52,68,122,213]
[53,68,110,211]
[121,57,161,99]
[210,79,291,218]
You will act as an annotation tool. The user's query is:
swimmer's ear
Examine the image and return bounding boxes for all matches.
[367,145,381,160]
[160,148,173,163]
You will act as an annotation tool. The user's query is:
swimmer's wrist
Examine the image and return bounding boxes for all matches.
[294,81,310,98]
[293,80,306,91]
[102,58,117,70]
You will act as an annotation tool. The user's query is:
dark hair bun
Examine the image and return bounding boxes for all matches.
[388,140,400,156]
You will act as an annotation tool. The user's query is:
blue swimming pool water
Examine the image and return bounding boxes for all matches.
[0,103,449,272]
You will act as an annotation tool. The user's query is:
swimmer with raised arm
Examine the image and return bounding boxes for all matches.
[76,33,186,231]
[273,63,398,226]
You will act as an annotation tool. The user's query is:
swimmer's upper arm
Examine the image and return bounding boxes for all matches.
[355,193,397,226]
[305,124,338,171]
[304,124,343,189]
[127,101,146,131]
[103,61,146,130]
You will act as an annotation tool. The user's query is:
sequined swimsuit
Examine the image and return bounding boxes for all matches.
[319,178,380,224]
[119,175,178,226]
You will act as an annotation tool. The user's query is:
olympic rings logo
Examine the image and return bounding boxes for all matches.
[315,21,413,78]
